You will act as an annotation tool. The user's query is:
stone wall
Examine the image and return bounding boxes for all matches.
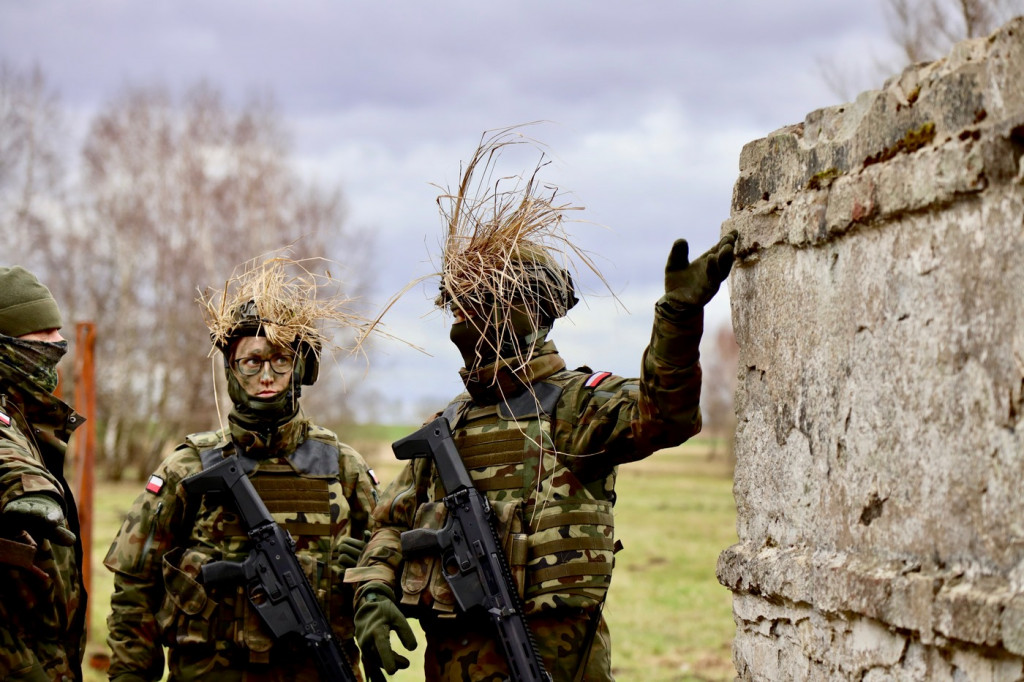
[717,18,1024,681]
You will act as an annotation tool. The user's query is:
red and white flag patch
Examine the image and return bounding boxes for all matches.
[0,410,10,427]
[584,371,612,388]
[146,475,165,494]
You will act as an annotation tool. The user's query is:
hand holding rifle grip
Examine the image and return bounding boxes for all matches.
[180,454,359,682]
[392,417,553,682]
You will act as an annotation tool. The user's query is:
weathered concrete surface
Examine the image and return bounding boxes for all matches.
[718,17,1024,681]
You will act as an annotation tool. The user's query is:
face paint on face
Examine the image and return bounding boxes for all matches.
[230,337,294,399]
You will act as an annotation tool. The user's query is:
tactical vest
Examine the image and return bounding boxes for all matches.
[400,372,618,616]
[163,426,352,661]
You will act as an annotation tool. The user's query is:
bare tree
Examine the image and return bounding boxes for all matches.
[69,82,372,479]
[0,61,68,274]
[0,66,375,479]
[884,0,1021,61]
[819,0,1023,100]
[701,321,739,465]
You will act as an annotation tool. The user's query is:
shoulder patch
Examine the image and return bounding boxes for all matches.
[584,371,613,388]
[145,474,165,494]
[0,410,10,427]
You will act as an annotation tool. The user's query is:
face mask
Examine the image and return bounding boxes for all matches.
[1,336,68,393]
[449,307,550,370]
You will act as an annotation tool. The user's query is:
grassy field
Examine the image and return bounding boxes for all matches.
[81,436,737,682]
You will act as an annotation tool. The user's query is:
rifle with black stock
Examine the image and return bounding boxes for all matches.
[394,416,553,682]
[181,455,359,682]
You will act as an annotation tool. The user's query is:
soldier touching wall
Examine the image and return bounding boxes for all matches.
[345,129,736,682]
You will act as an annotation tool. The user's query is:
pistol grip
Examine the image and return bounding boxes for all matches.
[201,559,246,588]
[401,528,443,555]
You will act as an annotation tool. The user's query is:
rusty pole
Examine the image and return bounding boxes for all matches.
[74,322,96,634]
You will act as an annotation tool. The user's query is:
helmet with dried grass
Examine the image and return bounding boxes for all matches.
[198,254,369,428]
[436,244,578,326]
[215,299,320,387]
[430,127,601,370]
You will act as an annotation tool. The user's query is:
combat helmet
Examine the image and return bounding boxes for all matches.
[432,126,594,370]
[214,298,320,387]
[199,254,368,429]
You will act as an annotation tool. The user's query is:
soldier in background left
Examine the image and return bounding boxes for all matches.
[0,266,87,682]
[103,257,379,682]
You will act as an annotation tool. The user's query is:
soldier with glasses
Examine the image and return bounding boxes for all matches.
[104,257,379,682]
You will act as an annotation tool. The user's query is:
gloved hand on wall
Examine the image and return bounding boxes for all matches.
[354,583,418,682]
[3,494,76,546]
[662,230,738,314]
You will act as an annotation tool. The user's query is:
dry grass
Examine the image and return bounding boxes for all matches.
[375,125,616,373]
[197,250,376,359]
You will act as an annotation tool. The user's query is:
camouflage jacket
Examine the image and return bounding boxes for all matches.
[0,365,86,681]
[104,412,378,681]
[347,304,704,616]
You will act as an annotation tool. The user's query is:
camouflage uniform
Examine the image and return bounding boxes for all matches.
[105,412,378,681]
[347,298,704,681]
[0,345,86,681]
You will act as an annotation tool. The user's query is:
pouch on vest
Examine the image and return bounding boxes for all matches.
[523,497,616,611]
[399,497,527,615]
[157,546,218,647]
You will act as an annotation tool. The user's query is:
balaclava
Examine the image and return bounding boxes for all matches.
[0,267,67,393]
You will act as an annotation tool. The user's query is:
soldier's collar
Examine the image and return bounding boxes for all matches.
[228,413,308,458]
[459,342,565,405]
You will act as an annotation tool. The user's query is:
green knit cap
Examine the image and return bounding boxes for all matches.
[0,266,63,337]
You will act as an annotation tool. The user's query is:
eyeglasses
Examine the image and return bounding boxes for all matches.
[234,353,296,377]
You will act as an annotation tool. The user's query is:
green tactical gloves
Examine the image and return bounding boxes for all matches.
[2,493,76,546]
[354,584,418,682]
[338,534,367,571]
[661,230,738,315]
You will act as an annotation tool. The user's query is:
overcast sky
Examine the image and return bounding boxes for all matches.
[0,1,901,423]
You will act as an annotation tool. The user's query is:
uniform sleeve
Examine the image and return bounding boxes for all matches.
[103,449,193,680]
[558,303,704,466]
[337,442,378,538]
[344,457,432,597]
[0,427,65,513]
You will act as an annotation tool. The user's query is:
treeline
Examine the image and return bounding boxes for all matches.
[1,63,375,480]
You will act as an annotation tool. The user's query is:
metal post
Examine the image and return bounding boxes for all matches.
[74,322,96,634]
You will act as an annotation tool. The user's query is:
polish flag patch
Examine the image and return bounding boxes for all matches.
[584,371,612,388]
[145,475,165,494]
[367,468,380,486]
[0,411,9,427]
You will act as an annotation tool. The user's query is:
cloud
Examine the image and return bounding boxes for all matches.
[0,1,893,423]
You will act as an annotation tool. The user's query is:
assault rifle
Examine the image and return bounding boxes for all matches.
[394,417,552,682]
[181,455,358,682]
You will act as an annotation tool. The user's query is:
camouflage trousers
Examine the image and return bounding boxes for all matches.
[0,630,79,682]
[164,638,363,682]
[420,609,613,682]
